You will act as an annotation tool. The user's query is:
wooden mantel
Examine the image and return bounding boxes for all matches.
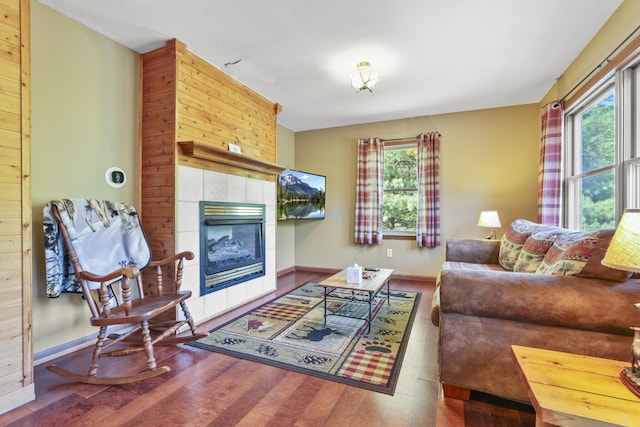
[178,141,285,176]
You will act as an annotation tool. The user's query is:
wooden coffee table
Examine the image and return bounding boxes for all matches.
[318,268,393,333]
[511,345,640,426]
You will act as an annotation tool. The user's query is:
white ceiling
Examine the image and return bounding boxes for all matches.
[38,0,623,132]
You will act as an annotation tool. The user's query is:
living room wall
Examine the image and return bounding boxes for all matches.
[31,1,140,356]
[540,0,640,105]
[292,105,539,279]
[276,126,296,272]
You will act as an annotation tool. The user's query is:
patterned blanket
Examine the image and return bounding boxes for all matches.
[43,199,151,298]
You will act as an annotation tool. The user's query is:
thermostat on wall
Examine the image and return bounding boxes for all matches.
[105,167,126,188]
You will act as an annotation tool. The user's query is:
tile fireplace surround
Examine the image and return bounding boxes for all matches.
[176,165,277,325]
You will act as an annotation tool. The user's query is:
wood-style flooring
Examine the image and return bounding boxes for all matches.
[0,270,535,426]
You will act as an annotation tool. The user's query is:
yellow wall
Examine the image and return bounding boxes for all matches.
[542,0,640,104]
[292,105,540,277]
[276,125,296,272]
[31,1,139,356]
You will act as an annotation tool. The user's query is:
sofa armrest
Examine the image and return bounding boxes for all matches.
[446,238,500,264]
[440,268,640,335]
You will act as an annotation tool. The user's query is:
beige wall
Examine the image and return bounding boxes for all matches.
[31,1,139,356]
[293,105,540,278]
[276,125,296,272]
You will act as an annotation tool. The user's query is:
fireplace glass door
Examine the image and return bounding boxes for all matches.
[200,202,265,295]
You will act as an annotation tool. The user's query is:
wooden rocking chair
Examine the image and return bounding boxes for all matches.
[46,200,208,385]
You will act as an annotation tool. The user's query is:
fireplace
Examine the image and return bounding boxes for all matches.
[199,201,266,296]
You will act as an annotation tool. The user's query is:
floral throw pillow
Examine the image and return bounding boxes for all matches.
[513,227,563,273]
[498,219,542,271]
[535,230,599,276]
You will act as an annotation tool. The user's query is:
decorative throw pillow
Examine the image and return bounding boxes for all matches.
[536,230,599,276]
[498,219,542,271]
[576,229,632,282]
[513,227,562,273]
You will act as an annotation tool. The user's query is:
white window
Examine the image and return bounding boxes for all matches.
[564,54,640,230]
[382,143,417,234]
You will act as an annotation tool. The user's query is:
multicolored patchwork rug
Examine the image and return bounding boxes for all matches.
[189,281,420,395]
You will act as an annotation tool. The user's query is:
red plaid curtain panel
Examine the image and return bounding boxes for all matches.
[417,132,441,248]
[354,134,441,247]
[355,137,384,244]
[537,101,564,226]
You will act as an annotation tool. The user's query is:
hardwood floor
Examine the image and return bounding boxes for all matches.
[0,271,535,426]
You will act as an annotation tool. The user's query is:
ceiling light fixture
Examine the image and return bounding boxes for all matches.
[350,61,379,93]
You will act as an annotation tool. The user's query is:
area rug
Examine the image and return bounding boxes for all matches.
[189,281,421,395]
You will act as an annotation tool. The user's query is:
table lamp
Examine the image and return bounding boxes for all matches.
[477,210,502,240]
[601,208,640,398]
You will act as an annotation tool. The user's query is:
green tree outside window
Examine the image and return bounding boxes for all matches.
[383,146,417,232]
[578,92,615,230]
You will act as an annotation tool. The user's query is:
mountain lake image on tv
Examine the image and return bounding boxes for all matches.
[277,169,326,220]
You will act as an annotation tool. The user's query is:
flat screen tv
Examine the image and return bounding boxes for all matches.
[277,169,326,220]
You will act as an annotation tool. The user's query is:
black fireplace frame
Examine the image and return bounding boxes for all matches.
[199,201,266,295]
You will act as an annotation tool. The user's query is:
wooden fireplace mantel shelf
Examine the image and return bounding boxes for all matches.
[178,141,286,176]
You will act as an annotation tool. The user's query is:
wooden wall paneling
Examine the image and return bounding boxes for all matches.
[19,0,32,396]
[140,39,179,298]
[0,215,20,253]
[176,80,275,141]
[0,0,20,26]
[176,49,278,164]
[0,0,32,414]
[140,38,281,321]
[179,54,273,117]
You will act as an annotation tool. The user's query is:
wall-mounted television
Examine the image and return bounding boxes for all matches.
[277,169,326,220]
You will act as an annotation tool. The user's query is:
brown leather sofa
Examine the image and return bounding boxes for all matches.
[433,223,640,403]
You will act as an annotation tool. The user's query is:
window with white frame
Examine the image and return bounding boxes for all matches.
[564,54,640,230]
[382,143,417,234]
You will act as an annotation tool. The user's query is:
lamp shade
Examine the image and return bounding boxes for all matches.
[601,209,640,273]
[477,210,502,228]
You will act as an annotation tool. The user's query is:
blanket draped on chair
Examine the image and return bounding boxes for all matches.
[43,199,151,298]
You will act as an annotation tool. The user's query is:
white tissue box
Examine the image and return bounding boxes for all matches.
[346,264,363,284]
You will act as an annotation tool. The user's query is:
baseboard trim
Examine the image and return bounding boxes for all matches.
[34,324,131,366]
[276,266,296,277]
[34,332,98,366]
[293,265,341,275]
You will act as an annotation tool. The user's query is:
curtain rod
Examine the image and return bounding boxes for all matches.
[559,23,640,105]
[382,132,441,143]
[383,137,417,142]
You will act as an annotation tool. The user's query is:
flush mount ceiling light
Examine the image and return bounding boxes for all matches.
[350,61,379,92]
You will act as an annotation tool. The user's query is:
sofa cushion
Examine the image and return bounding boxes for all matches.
[439,268,640,335]
[513,227,563,273]
[576,229,631,282]
[430,261,505,326]
[499,219,545,270]
[536,230,599,276]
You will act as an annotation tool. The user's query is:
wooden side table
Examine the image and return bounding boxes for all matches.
[512,345,640,426]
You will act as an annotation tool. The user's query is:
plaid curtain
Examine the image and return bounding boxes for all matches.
[354,137,384,244]
[416,132,441,248]
[537,101,564,225]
